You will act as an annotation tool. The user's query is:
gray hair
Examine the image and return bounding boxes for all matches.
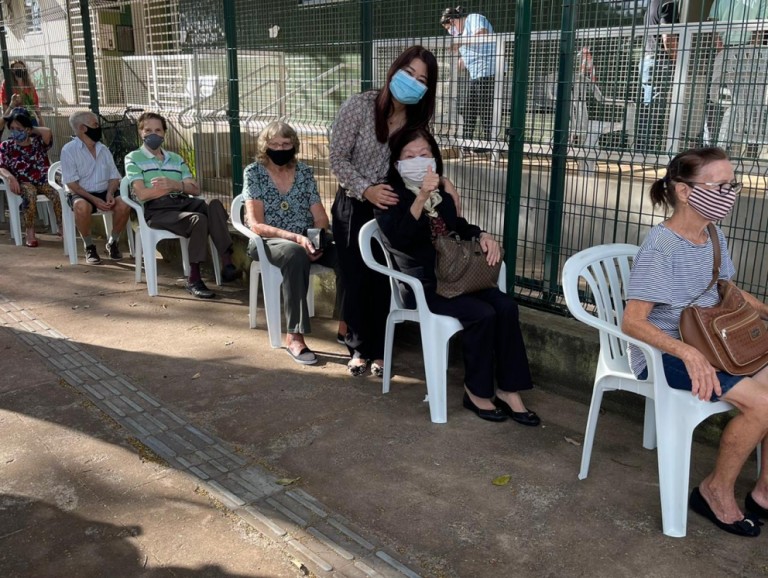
[69,110,97,133]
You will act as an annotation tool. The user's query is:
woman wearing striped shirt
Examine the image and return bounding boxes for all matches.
[622,147,768,537]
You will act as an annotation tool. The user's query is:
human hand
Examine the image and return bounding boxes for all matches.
[296,234,322,260]
[103,193,116,210]
[363,184,398,210]
[10,94,21,107]
[93,197,111,212]
[419,166,440,198]
[681,347,721,401]
[150,177,180,193]
[479,233,501,267]
[7,175,20,195]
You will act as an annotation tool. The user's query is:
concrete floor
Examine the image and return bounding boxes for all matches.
[1,227,767,578]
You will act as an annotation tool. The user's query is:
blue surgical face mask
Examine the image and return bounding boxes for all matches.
[389,69,428,105]
[10,129,27,142]
[143,133,164,150]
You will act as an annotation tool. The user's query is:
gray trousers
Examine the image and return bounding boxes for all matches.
[143,196,232,263]
[255,238,337,334]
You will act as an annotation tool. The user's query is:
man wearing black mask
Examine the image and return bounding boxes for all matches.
[60,110,132,264]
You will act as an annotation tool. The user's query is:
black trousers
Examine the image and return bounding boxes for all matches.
[463,75,495,142]
[426,287,533,399]
[331,186,390,360]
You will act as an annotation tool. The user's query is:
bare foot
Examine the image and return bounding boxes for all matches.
[495,391,527,413]
[285,333,307,356]
[700,478,744,524]
[464,387,495,410]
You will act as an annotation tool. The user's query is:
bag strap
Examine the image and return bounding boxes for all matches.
[685,223,721,307]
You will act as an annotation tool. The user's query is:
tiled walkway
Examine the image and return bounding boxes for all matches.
[1,292,419,578]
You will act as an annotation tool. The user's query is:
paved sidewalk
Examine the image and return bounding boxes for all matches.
[2,231,768,577]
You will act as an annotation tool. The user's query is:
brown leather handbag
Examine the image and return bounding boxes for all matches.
[679,224,768,376]
[434,233,504,299]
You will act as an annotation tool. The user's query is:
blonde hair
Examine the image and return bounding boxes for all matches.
[255,121,300,166]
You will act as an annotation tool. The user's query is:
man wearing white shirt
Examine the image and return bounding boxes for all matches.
[60,110,131,264]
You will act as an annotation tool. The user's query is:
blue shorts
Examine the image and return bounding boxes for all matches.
[637,353,744,402]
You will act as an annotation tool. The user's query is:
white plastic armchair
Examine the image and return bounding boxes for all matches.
[119,177,221,296]
[561,243,740,538]
[1,173,58,245]
[358,219,507,424]
[230,193,332,348]
[48,162,134,264]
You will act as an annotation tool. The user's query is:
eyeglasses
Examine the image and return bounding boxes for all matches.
[682,180,743,195]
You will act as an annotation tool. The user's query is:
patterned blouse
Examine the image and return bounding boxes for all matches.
[243,161,321,234]
[329,91,390,201]
[0,133,51,185]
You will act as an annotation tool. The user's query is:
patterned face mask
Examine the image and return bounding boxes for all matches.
[10,129,27,142]
[687,185,737,221]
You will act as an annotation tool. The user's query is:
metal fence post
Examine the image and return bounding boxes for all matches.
[79,0,99,116]
[503,0,532,290]
[544,0,577,298]
[223,0,243,197]
[360,0,373,92]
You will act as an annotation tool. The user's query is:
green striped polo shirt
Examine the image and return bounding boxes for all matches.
[124,146,192,203]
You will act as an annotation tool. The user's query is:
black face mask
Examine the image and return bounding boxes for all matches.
[12,69,25,79]
[84,126,102,143]
[266,147,295,166]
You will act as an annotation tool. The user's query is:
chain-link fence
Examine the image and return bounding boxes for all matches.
[3,1,768,310]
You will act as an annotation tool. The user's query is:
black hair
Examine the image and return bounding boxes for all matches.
[374,46,439,144]
[650,147,730,209]
[4,107,33,128]
[387,127,443,188]
[440,6,466,25]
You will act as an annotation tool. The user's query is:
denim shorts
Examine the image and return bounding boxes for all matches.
[637,353,744,402]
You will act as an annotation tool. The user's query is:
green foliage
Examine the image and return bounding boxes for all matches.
[180,142,197,178]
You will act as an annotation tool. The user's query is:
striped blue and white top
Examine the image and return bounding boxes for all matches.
[626,223,735,376]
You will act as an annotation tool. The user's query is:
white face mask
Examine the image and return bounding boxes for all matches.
[396,156,437,185]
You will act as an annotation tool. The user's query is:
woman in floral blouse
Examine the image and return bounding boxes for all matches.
[0,108,60,247]
[330,45,439,376]
[243,121,336,365]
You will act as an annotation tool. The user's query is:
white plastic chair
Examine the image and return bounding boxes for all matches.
[47,161,134,265]
[119,176,221,297]
[561,243,743,538]
[358,219,507,424]
[1,174,59,246]
[230,193,332,348]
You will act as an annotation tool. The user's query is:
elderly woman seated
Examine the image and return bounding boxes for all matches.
[243,121,337,365]
[0,107,61,246]
[374,127,540,425]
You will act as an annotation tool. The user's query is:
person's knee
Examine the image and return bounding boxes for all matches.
[189,212,207,231]
[73,200,91,219]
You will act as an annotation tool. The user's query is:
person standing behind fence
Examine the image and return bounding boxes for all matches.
[60,110,131,265]
[0,60,44,127]
[329,45,438,377]
[441,6,496,151]
[124,112,240,299]
[637,0,679,153]
[0,107,60,247]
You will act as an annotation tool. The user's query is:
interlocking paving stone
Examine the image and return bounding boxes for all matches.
[0,294,421,578]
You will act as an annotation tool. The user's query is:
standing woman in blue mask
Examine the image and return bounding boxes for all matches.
[330,45,439,376]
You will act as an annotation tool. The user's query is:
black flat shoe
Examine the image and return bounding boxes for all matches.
[463,393,508,422]
[690,487,761,537]
[185,280,215,299]
[746,492,768,519]
[494,397,541,427]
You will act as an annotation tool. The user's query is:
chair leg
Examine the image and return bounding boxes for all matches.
[382,315,398,395]
[144,241,160,297]
[656,426,694,538]
[421,331,451,424]
[134,233,144,284]
[8,193,22,246]
[642,397,657,450]
[249,262,260,330]
[578,383,607,480]
[179,238,191,279]
[263,276,283,349]
[307,280,315,318]
[63,210,78,265]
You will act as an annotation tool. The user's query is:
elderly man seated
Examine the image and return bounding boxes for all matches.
[124,112,238,299]
[60,110,131,264]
